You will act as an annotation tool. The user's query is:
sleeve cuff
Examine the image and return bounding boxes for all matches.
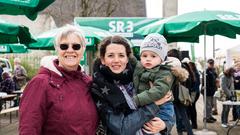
[145,103,160,116]
[133,96,140,106]
[161,119,173,134]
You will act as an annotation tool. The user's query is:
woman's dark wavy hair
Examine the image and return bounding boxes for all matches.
[98,35,132,59]
[224,67,235,77]
[189,62,198,81]
[167,49,180,60]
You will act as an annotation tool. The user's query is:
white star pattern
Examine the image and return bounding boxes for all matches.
[101,86,110,95]
[114,80,120,84]
[96,101,102,108]
[93,72,97,78]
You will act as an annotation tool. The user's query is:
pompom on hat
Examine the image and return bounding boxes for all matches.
[164,57,181,67]
[181,57,190,63]
[140,33,168,61]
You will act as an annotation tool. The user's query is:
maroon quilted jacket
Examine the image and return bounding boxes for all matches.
[19,60,98,135]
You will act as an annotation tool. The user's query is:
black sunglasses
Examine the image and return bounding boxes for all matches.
[59,43,81,50]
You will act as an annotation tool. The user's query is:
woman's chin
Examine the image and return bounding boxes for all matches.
[110,69,124,74]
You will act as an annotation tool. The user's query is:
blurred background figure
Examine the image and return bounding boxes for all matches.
[233,62,240,121]
[181,58,196,129]
[168,49,194,135]
[0,71,16,94]
[0,71,17,107]
[13,57,27,90]
[188,61,201,129]
[0,63,4,82]
[234,62,240,90]
[202,59,218,123]
[220,67,235,128]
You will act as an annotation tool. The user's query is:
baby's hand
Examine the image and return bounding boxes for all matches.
[154,91,172,105]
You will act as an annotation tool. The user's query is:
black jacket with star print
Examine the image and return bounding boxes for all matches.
[91,58,160,135]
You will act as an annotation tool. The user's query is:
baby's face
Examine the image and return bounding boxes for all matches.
[140,50,162,69]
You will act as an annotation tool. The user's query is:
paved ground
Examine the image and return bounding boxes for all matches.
[0,95,239,135]
[0,112,19,135]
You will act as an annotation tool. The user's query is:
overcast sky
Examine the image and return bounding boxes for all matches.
[146,0,240,58]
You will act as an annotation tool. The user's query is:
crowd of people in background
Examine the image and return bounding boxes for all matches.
[168,50,200,135]
[167,50,240,132]
[0,57,27,106]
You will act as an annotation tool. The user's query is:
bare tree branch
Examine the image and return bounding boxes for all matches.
[94,2,106,16]
[43,0,123,26]
[106,0,120,16]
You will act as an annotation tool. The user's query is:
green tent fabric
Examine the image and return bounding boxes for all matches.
[135,10,240,43]
[0,0,55,20]
[74,17,161,46]
[0,18,36,44]
[27,26,112,50]
[0,44,28,53]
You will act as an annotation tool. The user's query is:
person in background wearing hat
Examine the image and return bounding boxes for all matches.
[13,57,27,90]
[133,33,189,134]
[201,59,218,123]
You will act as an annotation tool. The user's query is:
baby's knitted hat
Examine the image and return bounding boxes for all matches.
[140,33,168,61]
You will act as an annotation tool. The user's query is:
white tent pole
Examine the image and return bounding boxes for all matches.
[203,34,207,130]
[226,49,233,69]
[194,12,217,135]
[196,33,217,135]
[213,36,215,58]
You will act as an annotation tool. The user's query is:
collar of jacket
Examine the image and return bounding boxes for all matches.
[38,67,65,89]
[49,69,65,89]
[53,60,83,80]
[39,56,91,89]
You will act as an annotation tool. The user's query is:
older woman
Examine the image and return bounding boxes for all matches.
[19,25,98,135]
[13,57,27,90]
[91,35,174,135]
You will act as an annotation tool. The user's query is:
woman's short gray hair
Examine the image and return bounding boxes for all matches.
[14,57,21,63]
[54,25,86,47]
